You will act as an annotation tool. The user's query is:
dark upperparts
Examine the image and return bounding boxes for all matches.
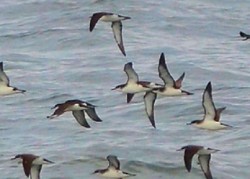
[178,145,203,151]
[65,99,83,104]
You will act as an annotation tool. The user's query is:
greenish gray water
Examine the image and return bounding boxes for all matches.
[0,0,250,178]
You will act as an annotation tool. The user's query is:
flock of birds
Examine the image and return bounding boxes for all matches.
[1,11,249,179]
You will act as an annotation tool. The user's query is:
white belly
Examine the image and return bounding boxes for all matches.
[65,104,88,111]
[100,169,130,178]
[194,120,228,130]
[154,87,182,96]
[100,15,120,22]
[0,86,15,96]
[122,83,150,93]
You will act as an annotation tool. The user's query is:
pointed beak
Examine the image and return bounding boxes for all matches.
[18,89,26,94]
[111,87,117,90]
[186,122,192,125]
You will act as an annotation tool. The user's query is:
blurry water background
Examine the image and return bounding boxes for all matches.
[0,0,250,178]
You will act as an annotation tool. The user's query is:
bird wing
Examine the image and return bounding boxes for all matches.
[184,147,200,172]
[175,72,185,89]
[85,108,102,122]
[202,82,216,121]
[0,62,10,86]
[158,53,175,87]
[144,91,157,128]
[214,107,226,122]
[89,12,111,32]
[111,21,126,56]
[107,155,120,169]
[198,154,213,179]
[72,111,90,128]
[127,93,135,103]
[124,62,139,83]
[22,159,32,177]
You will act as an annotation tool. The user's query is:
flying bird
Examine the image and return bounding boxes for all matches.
[177,145,219,179]
[89,12,131,56]
[47,99,102,128]
[239,31,250,40]
[11,154,53,179]
[0,62,25,96]
[153,53,193,96]
[187,82,231,130]
[93,155,136,178]
[112,62,161,103]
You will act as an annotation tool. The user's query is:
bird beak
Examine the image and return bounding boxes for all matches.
[19,89,26,94]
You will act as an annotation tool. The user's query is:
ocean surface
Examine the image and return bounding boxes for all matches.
[0,0,250,178]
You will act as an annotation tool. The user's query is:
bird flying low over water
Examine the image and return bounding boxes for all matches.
[177,145,219,179]
[152,53,193,96]
[47,99,102,128]
[0,62,26,96]
[112,62,162,103]
[93,155,136,178]
[239,31,250,40]
[89,12,131,56]
[11,154,53,179]
[187,81,231,130]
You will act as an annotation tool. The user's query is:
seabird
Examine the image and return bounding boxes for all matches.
[177,145,219,179]
[187,81,231,130]
[47,99,102,128]
[153,53,193,96]
[93,155,136,178]
[89,12,131,56]
[11,154,53,179]
[0,62,25,96]
[239,31,250,40]
[112,62,161,103]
